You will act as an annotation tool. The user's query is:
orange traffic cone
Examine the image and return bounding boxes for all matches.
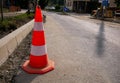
[22,6,54,74]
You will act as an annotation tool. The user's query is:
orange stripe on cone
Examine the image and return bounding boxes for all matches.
[30,54,48,68]
[22,6,54,74]
[32,31,45,45]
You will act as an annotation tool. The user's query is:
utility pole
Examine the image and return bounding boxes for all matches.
[102,6,105,19]
[0,0,3,21]
[63,0,66,12]
[64,0,66,7]
[37,0,39,5]
[101,0,108,19]
[85,0,87,13]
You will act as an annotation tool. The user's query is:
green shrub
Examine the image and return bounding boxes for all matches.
[0,20,10,31]
[14,14,27,21]
[55,5,61,12]
[0,13,34,32]
[9,22,17,30]
[27,13,34,19]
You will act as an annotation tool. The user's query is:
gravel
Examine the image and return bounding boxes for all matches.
[0,32,32,83]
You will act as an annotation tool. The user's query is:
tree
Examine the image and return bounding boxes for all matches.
[49,0,64,6]
[17,0,49,9]
[0,0,3,21]
[48,0,57,5]
[38,0,49,9]
[115,0,120,8]
[18,0,29,9]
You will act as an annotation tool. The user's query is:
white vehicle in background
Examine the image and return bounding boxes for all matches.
[45,6,55,10]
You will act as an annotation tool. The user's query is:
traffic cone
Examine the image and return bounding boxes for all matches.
[22,6,54,74]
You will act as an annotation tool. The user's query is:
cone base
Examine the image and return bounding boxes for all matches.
[22,60,54,74]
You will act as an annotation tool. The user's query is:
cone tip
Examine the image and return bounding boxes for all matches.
[35,5,43,22]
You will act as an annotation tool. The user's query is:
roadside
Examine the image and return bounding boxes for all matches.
[68,12,120,23]
[0,13,34,39]
[0,12,45,83]
[0,32,31,83]
[67,12,120,28]
[0,10,34,83]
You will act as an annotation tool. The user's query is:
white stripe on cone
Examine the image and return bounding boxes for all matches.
[31,45,47,56]
[34,22,44,31]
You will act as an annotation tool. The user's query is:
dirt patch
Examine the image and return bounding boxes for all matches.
[0,32,32,83]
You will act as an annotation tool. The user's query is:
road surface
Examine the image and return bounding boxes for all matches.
[15,11,120,83]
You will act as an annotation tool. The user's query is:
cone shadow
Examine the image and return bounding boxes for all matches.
[96,21,105,56]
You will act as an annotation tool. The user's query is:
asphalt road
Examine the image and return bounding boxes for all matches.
[15,11,120,83]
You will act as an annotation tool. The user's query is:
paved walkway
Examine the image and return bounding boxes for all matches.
[0,9,27,17]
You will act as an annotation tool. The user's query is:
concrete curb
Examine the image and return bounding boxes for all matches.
[0,19,34,66]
